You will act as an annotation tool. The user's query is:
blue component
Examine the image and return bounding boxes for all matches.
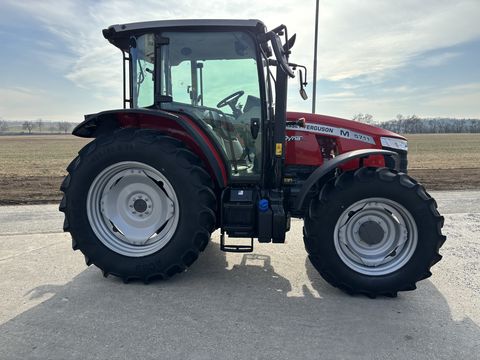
[258,199,269,212]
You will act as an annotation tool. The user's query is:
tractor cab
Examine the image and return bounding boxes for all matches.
[103,20,294,181]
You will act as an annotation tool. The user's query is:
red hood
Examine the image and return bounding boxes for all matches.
[287,112,405,140]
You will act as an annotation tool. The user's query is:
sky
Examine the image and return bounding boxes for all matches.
[0,0,479,123]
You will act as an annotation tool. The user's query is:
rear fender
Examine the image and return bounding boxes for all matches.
[294,149,399,211]
[73,109,228,187]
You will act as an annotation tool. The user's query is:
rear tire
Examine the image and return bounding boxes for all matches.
[304,167,446,297]
[60,129,217,282]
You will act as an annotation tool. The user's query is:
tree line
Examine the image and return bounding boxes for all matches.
[2,114,480,135]
[353,114,480,133]
[0,119,75,134]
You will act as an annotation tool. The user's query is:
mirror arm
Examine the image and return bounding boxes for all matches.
[288,62,308,86]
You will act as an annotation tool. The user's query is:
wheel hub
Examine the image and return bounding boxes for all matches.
[87,162,180,257]
[133,198,148,213]
[334,198,417,276]
[358,220,384,246]
[129,194,151,216]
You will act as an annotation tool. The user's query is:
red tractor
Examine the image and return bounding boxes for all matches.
[60,20,445,297]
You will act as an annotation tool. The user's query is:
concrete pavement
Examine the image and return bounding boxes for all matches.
[0,191,479,359]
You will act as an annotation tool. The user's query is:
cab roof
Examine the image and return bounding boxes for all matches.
[103,19,266,51]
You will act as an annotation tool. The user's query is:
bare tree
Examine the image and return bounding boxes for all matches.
[57,121,71,134]
[0,120,8,133]
[22,121,34,134]
[37,118,43,133]
[48,124,57,133]
[352,113,374,124]
[407,115,421,133]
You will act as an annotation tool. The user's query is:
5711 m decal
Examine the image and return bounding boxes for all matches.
[286,123,375,145]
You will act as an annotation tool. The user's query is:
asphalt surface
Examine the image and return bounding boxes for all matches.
[0,191,479,359]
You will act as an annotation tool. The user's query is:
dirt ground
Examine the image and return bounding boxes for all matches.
[0,176,65,205]
[0,134,479,205]
[408,168,480,191]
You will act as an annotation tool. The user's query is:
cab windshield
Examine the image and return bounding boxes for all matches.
[130,31,263,177]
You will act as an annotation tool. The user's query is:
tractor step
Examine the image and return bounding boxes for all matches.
[220,233,253,253]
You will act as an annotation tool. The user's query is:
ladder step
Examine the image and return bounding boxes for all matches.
[220,233,253,253]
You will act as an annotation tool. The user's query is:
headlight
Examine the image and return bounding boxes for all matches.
[380,137,408,151]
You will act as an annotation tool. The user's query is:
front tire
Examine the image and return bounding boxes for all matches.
[60,129,217,282]
[304,167,446,297]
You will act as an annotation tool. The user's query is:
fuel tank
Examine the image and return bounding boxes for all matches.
[285,112,406,168]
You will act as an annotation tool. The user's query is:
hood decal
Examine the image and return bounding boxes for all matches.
[287,123,375,145]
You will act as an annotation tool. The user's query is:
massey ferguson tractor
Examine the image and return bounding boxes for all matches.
[60,19,446,297]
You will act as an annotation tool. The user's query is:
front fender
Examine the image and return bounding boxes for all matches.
[294,149,399,211]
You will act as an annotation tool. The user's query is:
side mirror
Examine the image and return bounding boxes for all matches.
[300,88,308,101]
[289,63,309,101]
[299,69,308,100]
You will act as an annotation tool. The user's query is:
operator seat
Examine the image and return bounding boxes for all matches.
[203,110,244,161]
[235,95,261,161]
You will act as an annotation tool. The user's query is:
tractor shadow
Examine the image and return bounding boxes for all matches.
[1,242,479,359]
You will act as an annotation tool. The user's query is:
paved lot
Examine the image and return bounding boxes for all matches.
[0,191,479,359]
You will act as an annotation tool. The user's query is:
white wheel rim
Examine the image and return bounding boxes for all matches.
[87,161,180,257]
[333,197,418,276]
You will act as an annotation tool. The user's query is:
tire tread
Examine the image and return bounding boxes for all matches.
[304,167,446,297]
[60,128,217,283]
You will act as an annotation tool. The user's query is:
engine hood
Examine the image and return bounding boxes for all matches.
[287,111,405,140]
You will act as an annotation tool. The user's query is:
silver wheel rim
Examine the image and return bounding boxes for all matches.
[87,161,180,257]
[333,197,417,276]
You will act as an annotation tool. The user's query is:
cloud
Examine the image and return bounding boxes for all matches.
[0,87,48,119]
[2,0,480,120]
[381,86,415,94]
[417,83,480,118]
[315,0,480,80]
[7,1,479,82]
[302,81,480,121]
[438,82,480,93]
[416,52,461,68]
[318,91,357,101]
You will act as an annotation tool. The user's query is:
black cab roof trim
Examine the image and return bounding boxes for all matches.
[105,19,264,33]
[103,19,266,47]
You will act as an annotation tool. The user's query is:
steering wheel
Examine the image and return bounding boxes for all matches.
[216,90,244,109]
